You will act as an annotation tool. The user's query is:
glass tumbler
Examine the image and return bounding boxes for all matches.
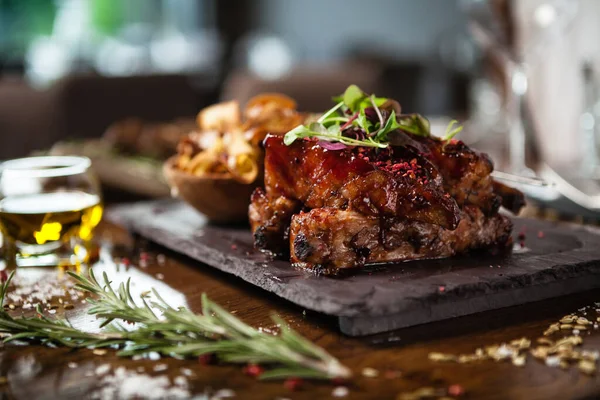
[0,156,103,267]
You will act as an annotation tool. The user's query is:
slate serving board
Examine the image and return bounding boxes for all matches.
[108,199,600,336]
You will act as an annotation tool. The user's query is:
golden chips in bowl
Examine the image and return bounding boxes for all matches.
[164,93,304,223]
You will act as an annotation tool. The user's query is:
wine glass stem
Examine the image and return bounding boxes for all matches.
[507,64,529,175]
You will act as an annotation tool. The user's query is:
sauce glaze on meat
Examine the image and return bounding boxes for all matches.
[249,132,524,274]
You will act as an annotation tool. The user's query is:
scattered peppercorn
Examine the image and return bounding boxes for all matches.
[284,377,303,391]
[198,353,216,365]
[331,377,347,385]
[384,370,402,379]
[243,364,264,378]
[448,384,465,397]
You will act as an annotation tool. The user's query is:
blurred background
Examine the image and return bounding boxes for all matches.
[1,0,599,214]
[0,0,472,159]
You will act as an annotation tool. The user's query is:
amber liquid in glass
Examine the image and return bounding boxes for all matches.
[0,191,103,248]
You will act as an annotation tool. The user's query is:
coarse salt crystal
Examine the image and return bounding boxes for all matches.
[361,367,379,378]
[180,368,193,377]
[153,364,168,372]
[147,352,161,361]
[213,389,235,398]
[95,364,111,376]
[332,386,349,397]
[68,362,78,369]
[92,368,190,399]
[48,309,56,314]
[173,376,187,386]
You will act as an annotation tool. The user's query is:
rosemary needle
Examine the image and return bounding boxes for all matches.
[0,270,351,380]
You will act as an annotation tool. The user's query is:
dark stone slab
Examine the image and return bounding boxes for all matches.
[107,200,600,336]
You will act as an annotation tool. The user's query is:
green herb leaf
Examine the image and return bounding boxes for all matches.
[374,110,402,142]
[342,84,366,112]
[283,125,310,145]
[327,123,341,134]
[283,121,387,149]
[373,97,387,107]
[356,113,373,133]
[443,119,463,141]
[321,116,349,126]
[398,114,431,137]
[308,122,328,134]
[356,96,386,114]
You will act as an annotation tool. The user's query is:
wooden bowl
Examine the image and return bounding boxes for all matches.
[163,156,259,223]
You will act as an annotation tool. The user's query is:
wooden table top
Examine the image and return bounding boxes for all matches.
[1,220,600,400]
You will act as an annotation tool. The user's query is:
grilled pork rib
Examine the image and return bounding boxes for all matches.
[289,206,512,273]
[249,134,524,273]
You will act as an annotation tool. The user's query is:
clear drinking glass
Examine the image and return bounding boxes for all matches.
[462,0,579,175]
[0,156,103,267]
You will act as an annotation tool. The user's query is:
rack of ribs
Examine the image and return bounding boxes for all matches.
[249,131,524,275]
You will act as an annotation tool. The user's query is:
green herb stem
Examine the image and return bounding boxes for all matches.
[370,95,384,127]
[0,270,351,380]
[317,101,344,123]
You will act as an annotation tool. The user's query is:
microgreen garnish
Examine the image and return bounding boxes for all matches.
[284,122,386,148]
[374,110,402,142]
[0,270,350,380]
[397,114,431,137]
[286,86,414,149]
[317,101,343,123]
[443,119,463,141]
[284,85,463,150]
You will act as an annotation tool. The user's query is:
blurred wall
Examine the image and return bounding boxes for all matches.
[255,0,467,62]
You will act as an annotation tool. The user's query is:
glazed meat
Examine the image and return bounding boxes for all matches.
[249,188,299,254]
[290,206,512,274]
[249,132,524,273]
[261,135,461,228]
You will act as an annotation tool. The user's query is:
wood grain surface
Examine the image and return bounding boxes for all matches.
[0,221,599,399]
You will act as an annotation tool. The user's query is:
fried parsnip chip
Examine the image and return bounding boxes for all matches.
[197,101,241,132]
[225,130,259,184]
[245,93,297,121]
[175,92,304,184]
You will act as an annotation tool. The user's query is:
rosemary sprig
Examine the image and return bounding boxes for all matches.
[0,270,351,380]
